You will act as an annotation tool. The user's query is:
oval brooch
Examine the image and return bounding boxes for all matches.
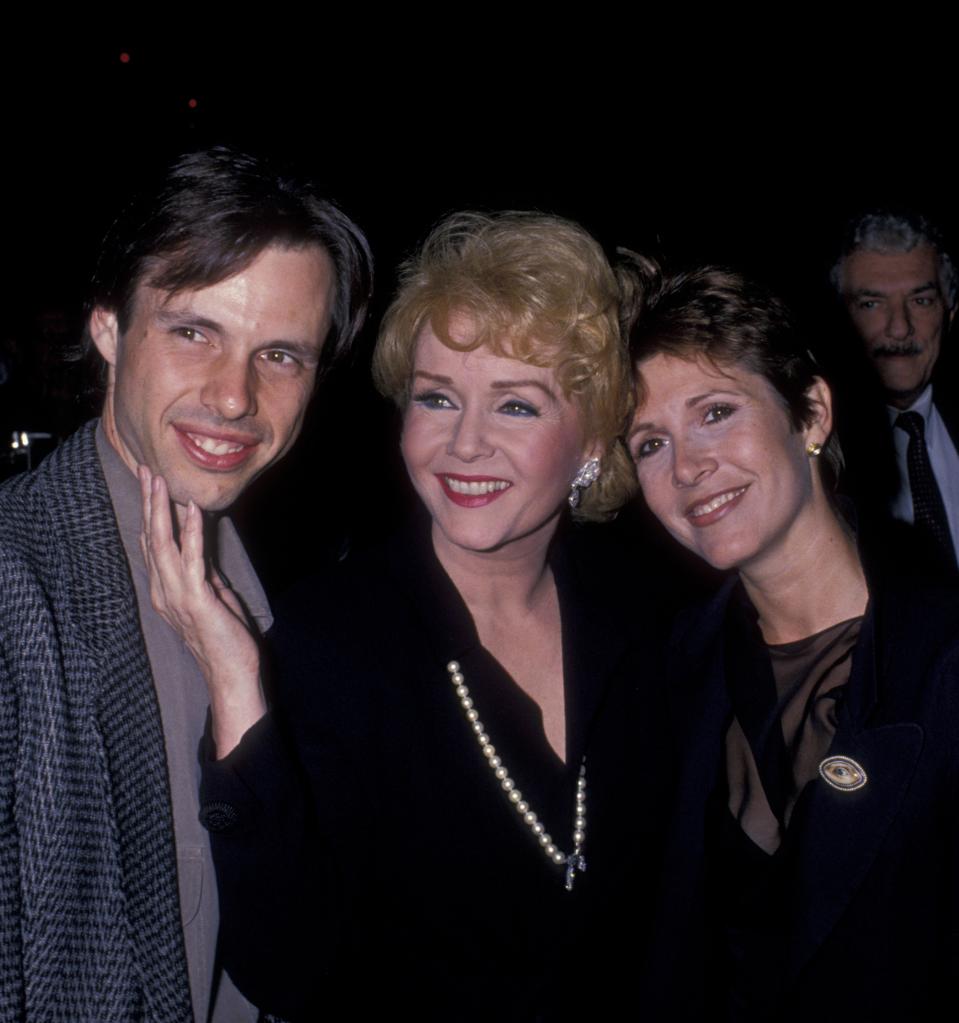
[818,755,868,792]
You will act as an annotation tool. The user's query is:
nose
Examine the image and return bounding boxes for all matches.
[447,406,494,462]
[885,298,914,341]
[671,437,716,488]
[200,354,258,420]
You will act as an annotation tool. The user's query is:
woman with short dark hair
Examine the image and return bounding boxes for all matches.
[621,255,959,1021]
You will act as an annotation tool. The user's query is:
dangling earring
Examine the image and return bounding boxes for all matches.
[568,457,601,509]
[806,441,823,457]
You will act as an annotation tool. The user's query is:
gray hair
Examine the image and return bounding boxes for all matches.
[831,210,958,308]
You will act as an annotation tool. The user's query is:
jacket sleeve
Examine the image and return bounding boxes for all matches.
[0,615,24,1020]
[199,705,348,1019]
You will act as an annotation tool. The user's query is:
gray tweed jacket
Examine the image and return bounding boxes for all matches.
[0,422,192,1022]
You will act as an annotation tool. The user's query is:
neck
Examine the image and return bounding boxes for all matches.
[431,523,557,617]
[740,504,868,645]
[100,400,139,480]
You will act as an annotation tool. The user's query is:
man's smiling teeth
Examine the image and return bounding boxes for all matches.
[187,432,246,456]
[689,487,747,517]
[444,477,511,496]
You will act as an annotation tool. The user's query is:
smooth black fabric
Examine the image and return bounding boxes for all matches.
[642,570,959,1021]
[201,516,669,1021]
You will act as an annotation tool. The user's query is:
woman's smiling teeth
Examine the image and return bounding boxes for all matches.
[187,433,247,456]
[443,476,511,496]
[688,486,748,519]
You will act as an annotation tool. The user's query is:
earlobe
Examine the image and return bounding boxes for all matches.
[803,376,834,446]
[88,307,120,366]
[584,439,604,465]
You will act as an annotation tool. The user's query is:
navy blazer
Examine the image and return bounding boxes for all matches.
[643,571,959,1020]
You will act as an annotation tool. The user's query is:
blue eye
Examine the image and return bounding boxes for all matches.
[703,404,735,424]
[499,399,538,417]
[412,390,457,410]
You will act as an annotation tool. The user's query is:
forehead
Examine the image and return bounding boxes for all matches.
[635,354,778,413]
[413,319,559,386]
[841,244,941,294]
[131,244,334,327]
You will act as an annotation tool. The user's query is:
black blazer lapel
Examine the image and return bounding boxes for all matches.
[784,721,923,982]
[553,538,632,764]
[783,602,924,986]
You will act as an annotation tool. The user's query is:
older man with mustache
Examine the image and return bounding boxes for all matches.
[833,210,959,573]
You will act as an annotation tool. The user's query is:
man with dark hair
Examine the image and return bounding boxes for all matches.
[0,146,372,1021]
[833,210,959,571]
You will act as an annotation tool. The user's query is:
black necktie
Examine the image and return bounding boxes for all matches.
[895,411,957,569]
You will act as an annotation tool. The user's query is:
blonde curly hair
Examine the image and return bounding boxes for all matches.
[373,211,636,521]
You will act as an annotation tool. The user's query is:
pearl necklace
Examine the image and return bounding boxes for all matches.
[446,660,587,891]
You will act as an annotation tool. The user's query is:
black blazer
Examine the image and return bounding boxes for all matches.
[643,572,959,1021]
[201,517,670,1021]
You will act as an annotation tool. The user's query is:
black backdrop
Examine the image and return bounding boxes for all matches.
[4,39,955,592]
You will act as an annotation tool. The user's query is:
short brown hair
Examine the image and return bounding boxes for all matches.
[618,252,843,483]
[374,211,636,520]
[88,146,373,375]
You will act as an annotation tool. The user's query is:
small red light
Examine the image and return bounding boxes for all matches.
[188,98,198,109]
[119,52,131,64]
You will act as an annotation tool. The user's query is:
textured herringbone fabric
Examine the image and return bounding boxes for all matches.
[0,421,193,1022]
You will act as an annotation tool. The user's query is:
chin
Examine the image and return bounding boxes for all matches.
[165,475,245,513]
[681,535,753,573]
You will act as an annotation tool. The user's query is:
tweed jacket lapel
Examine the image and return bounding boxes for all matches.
[28,423,191,1020]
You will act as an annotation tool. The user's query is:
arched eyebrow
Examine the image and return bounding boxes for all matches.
[630,390,739,436]
[411,371,556,398]
[489,379,556,398]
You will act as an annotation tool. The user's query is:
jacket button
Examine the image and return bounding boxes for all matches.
[199,801,240,832]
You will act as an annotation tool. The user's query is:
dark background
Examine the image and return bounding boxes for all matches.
[2,39,954,592]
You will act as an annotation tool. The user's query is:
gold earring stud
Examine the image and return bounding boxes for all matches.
[806,441,823,457]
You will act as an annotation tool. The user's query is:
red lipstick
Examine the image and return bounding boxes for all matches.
[436,473,512,508]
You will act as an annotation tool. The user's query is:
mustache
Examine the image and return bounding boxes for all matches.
[872,342,923,358]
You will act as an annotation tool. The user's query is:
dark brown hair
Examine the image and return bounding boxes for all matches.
[618,252,842,481]
[86,146,373,376]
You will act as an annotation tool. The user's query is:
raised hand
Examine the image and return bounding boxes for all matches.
[139,466,267,757]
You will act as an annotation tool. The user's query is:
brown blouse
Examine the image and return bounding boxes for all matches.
[725,615,862,853]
